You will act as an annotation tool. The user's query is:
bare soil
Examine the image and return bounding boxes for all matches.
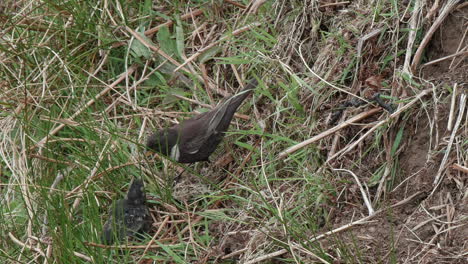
[325,6,467,264]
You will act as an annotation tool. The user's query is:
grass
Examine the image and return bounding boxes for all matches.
[1,0,467,263]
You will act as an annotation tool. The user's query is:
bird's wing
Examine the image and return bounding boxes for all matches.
[124,206,148,233]
[181,80,255,154]
[180,105,228,154]
[203,88,252,134]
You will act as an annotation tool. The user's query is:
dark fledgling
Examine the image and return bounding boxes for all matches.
[147,79,258,163]
[101,178,151,245]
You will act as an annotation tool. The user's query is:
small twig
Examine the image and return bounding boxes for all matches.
[424,0,441,21]
[411,0,461,72]
[327,89,432,163]
[391,169,424,193]
[124,26,190,74]
[456,2,468,9]
[173,22,261,72]
[244,249,289,264]
[319,1,350,8]
[278,108,381,158]
[29,154,77,167]
[146,9,203,37]
[451,163,468,174]
[410,223,466,261]
[423,49,468,67]
[222,247,248,259]
[449,27,467,69]
[374,134,393,205]
[73,252,93,262]
[412,214,446,231]
[249,0,267,13]
[333,169,375,215]
[391,191,425,208]
[84,237,174,249]
[29,235,95,262]
[403,0,422,75]
[112,9,204,48]
[8,232,46,257]
[138,216,170,263]
[224,0,247,9]
[432,93,466,187]
[447,83,458,131]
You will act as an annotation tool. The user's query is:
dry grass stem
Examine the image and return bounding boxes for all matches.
[447,83,458,131]
[403,0,421,75]
[451,163,468,174]
[125,26,193,75]
[224,0,247,9]
[34,65,138,149]
[411,0,461,71]
[333,169,375,215]
[112,9,204,48]
[244,249,289,264]
[432,93,466,187]
[319,1,350,8]
[327,89,432,162]
[8,232,46,257]
[279,108,381,158]
[449,26,467,69]
[174,22,261,72]
[423,49,468,67]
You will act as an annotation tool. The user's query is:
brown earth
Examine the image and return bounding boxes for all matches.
[326,5,467,264]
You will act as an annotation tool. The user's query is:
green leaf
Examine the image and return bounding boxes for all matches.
[162,87,185,105]
[144,72,166,87]
[175,18,185,58]
[279,82,303,113]
[215,55,251,64]
[157,25,176,57]
[391,127,404,156]
[198,46,222,64]
[401,72,421,88]
[154,241,186,263]
[129,32,152,59]
[154,11,172,21]
[369,164,385,187]
[234,141,255,151]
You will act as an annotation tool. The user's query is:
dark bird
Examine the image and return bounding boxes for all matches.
[147,79,257,163]
[101,178,151,245]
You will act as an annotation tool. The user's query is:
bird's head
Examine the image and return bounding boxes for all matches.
[126,178,145,206]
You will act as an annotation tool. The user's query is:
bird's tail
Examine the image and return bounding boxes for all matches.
[226,78,258,110]
[207,78,258,131]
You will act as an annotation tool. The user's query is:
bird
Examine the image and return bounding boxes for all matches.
[146,78,257,163]
[101,178,151,245]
